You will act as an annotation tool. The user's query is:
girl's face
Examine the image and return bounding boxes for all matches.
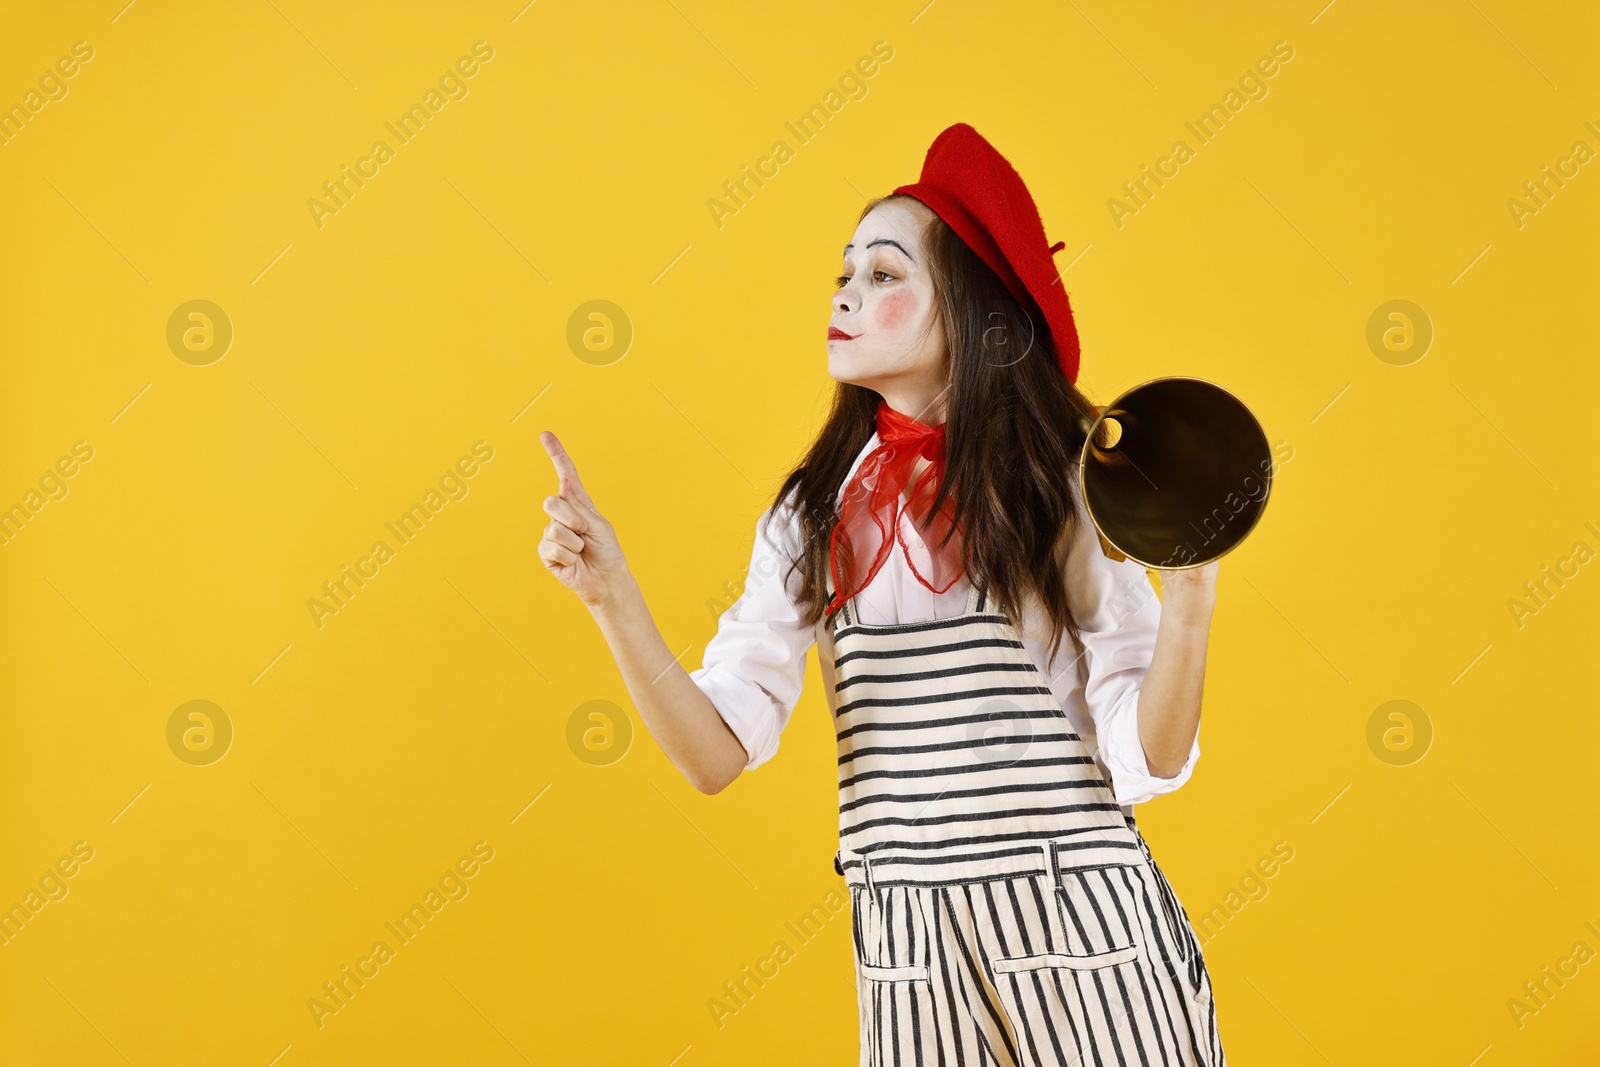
[828,198,948,422]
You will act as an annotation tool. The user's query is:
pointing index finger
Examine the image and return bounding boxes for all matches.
[539,430,596,508]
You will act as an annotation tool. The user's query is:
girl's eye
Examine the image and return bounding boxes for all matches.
[834,270,896,287]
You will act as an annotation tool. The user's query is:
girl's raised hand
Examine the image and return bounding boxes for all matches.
[1151,557,1219,619]
[538,431,633,608]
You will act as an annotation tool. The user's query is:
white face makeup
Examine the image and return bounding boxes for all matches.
[827,197,948,422]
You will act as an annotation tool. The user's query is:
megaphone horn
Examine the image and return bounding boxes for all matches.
[1077,376,1273,570]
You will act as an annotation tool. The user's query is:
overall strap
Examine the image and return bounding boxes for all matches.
[826,578,854,632]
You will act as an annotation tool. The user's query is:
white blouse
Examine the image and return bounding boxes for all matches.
[688,432,1200,806]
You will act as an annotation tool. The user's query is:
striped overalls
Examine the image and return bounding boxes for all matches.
[827,581,1225,1066]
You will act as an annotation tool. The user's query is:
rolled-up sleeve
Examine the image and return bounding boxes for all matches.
[1063,479,1200,806]
[687,497,816,771]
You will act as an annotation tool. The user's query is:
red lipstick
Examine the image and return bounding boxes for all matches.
[828,327,856,341]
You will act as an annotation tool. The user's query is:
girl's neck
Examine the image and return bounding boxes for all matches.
[879,389,947,428]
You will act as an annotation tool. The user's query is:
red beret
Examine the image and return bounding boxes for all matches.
[893,123,1082,384]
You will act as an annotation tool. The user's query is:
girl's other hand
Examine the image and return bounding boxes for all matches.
[538,431,634,609]
[1152,558,1218,620]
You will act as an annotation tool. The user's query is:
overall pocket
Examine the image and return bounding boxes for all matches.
[991,944,1138,973]
[852,883,932,983]
[853,884,944,1067]
[1052,860,1146,962]
[1137,836,1195,966]
[1124,859,1225,1061]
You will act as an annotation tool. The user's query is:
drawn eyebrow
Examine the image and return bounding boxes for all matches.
[842,238,915,262]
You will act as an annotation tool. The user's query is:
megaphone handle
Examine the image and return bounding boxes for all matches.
[1095,528,1128,563]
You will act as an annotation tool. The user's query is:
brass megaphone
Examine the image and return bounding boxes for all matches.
[1078,376,1273,570]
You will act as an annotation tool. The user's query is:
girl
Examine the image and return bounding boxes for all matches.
[539,123,1225,1066]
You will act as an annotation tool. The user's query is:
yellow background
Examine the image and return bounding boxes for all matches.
[2,1,1596,1063]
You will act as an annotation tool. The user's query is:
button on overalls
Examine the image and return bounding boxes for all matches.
[826,580,1225,1067]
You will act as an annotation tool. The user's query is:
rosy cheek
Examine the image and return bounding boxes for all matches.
[875,289,915,331]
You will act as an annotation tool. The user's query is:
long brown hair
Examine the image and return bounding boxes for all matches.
[774,193,1105,664]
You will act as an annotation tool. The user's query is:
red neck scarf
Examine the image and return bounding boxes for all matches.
[828,401,965,615]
